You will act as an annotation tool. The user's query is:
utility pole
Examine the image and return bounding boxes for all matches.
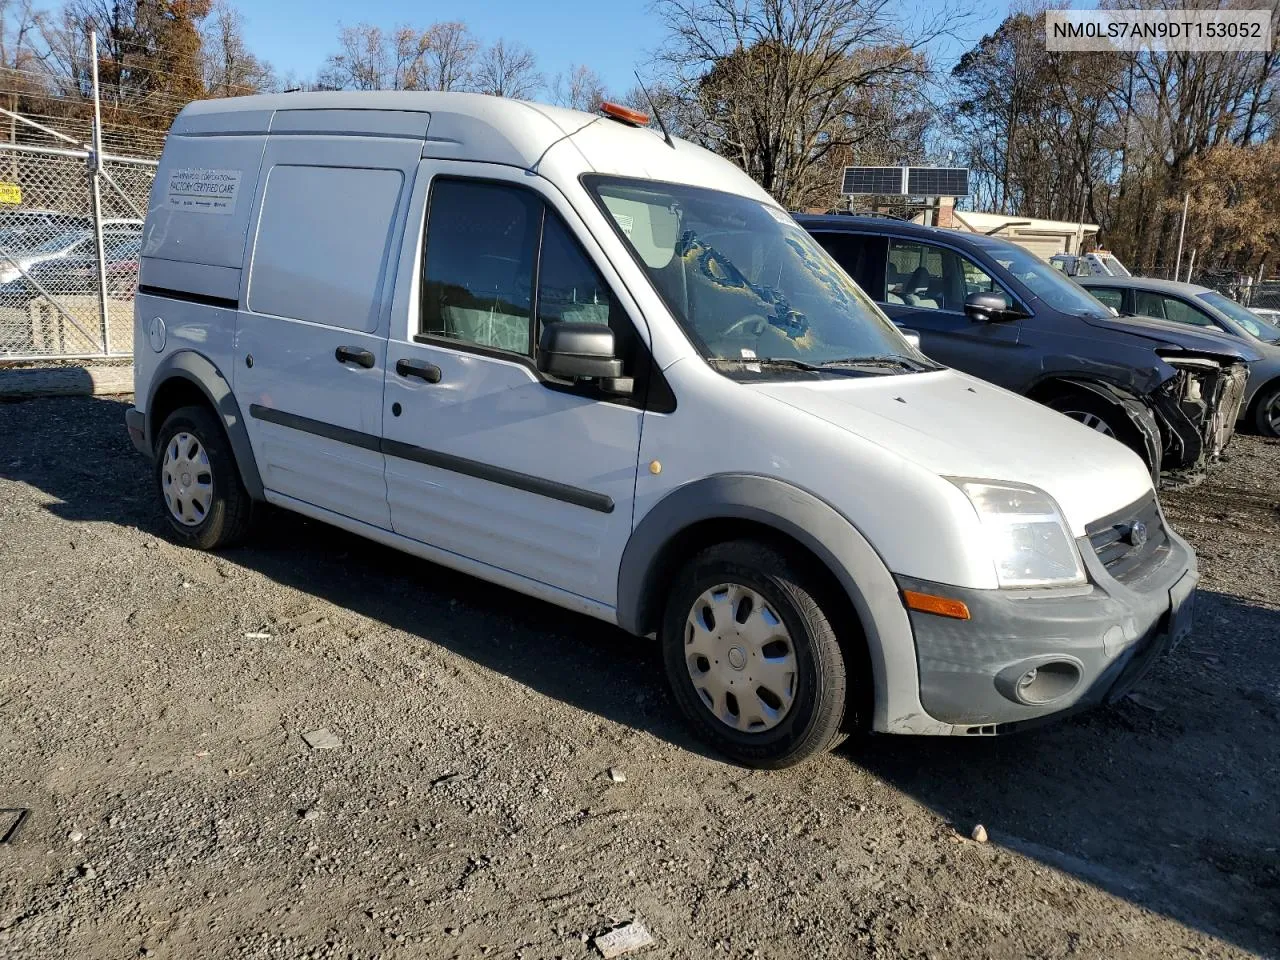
[1185,248,1196,285]
[1075,171,1087,255]
[89,29,112,355]
[1173,192,1189,282]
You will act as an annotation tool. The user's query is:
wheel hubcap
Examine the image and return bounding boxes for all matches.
[1063,410,1116,438]
[161,432,213,527]
[684,583,798,733]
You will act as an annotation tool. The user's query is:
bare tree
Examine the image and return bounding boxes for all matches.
[320,22,392,90]
[473,38,540,99]
[949,5,1280,274]
[321,20,485,92]
[389,25,431,90]
[551,63,605,111]
[655,0,963,209]
[420,21,476,91]
[202,0,274,97]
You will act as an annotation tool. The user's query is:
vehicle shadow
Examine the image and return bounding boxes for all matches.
[842,586,1280,956]
[3,395,1278,955]
[0,394,711,761]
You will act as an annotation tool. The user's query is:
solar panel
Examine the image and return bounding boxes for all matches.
[841,166,970,196]
[841,167,905,195]
[907,167,970,197]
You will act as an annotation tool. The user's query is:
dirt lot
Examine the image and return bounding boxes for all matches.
[0,394,1277,960]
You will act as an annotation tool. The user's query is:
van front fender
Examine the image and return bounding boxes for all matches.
[617,474,947,734]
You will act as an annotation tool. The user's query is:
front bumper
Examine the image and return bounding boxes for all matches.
[898,524,1197,730]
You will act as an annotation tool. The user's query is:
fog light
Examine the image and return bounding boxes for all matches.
[995,659,1082,705]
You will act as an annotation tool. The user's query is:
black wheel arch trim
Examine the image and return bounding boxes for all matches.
[616,473,919,731]
[144,351,265,501]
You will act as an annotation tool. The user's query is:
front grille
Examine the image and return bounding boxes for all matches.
[1085,492,1170,585]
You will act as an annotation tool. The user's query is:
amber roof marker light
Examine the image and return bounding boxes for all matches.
[600,102,650,127]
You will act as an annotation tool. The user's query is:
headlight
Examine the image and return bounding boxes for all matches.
[949,479,1086,588]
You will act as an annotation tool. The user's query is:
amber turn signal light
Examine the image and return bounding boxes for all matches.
[902,590,971,620]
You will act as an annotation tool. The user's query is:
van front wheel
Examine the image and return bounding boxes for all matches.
[661,541,848,768]
[154,405,253,550]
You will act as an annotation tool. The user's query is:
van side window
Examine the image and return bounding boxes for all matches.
[887,239,1009,311]
[421,178,633,372]
[537,212,616,330]
[420,180,540,354]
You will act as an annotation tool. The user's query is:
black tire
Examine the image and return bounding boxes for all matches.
[661,540,850,768]
[1251,382,1280,438]
[1046,392,1154,471]
[154,405,254,550]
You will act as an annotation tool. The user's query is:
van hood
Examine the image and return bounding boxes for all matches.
[750,369,1153,535]
[1082,313,1262,362]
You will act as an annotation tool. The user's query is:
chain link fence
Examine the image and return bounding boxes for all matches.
[0,142,156,362]
[1241,281,1280,313]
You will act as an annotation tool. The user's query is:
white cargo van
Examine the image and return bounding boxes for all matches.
[127,92,1197,767]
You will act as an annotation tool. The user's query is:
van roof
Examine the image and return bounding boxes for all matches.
[171,91,775,205]
[177,90,587,136]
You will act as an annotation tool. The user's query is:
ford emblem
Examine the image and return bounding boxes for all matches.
[1126,520,1148,548]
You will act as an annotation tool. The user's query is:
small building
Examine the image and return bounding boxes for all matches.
[937,205,1100,260]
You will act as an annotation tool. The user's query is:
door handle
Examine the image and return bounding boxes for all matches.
[395,358,442,383]
[335,345,375,369]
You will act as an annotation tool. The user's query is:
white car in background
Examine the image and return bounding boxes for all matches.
[1050,251,1132,278]
[0,219,143,284]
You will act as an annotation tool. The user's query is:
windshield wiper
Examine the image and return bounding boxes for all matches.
[707,356,822,372]
[819,354,938,372]
[706,356,881,377]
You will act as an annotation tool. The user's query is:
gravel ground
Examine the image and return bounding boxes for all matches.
[0,395,1277,960]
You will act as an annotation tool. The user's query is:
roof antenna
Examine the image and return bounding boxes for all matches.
[634,72,675,149]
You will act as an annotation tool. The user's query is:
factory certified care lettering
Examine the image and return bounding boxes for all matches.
[164,168,242,215]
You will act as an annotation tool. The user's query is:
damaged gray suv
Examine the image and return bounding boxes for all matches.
[801,216,1258,479]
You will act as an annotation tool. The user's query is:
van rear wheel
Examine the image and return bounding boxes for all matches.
[661,540,848,768]
[154,405,253,550]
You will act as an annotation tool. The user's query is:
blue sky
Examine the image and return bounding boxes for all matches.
[239,0,1014,95]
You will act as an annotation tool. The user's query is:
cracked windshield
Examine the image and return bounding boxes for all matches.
[589,177,936,378]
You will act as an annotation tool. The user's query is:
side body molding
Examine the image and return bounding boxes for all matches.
[616,474,942,734]
[144,350,265,500]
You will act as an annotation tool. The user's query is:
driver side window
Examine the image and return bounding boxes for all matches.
[886,239,1009,312]
[420,178,632,370]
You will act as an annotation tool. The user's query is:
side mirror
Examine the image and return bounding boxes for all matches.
[965,291,1021,323]
[537,322,632,394]
[900,328,922,350]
